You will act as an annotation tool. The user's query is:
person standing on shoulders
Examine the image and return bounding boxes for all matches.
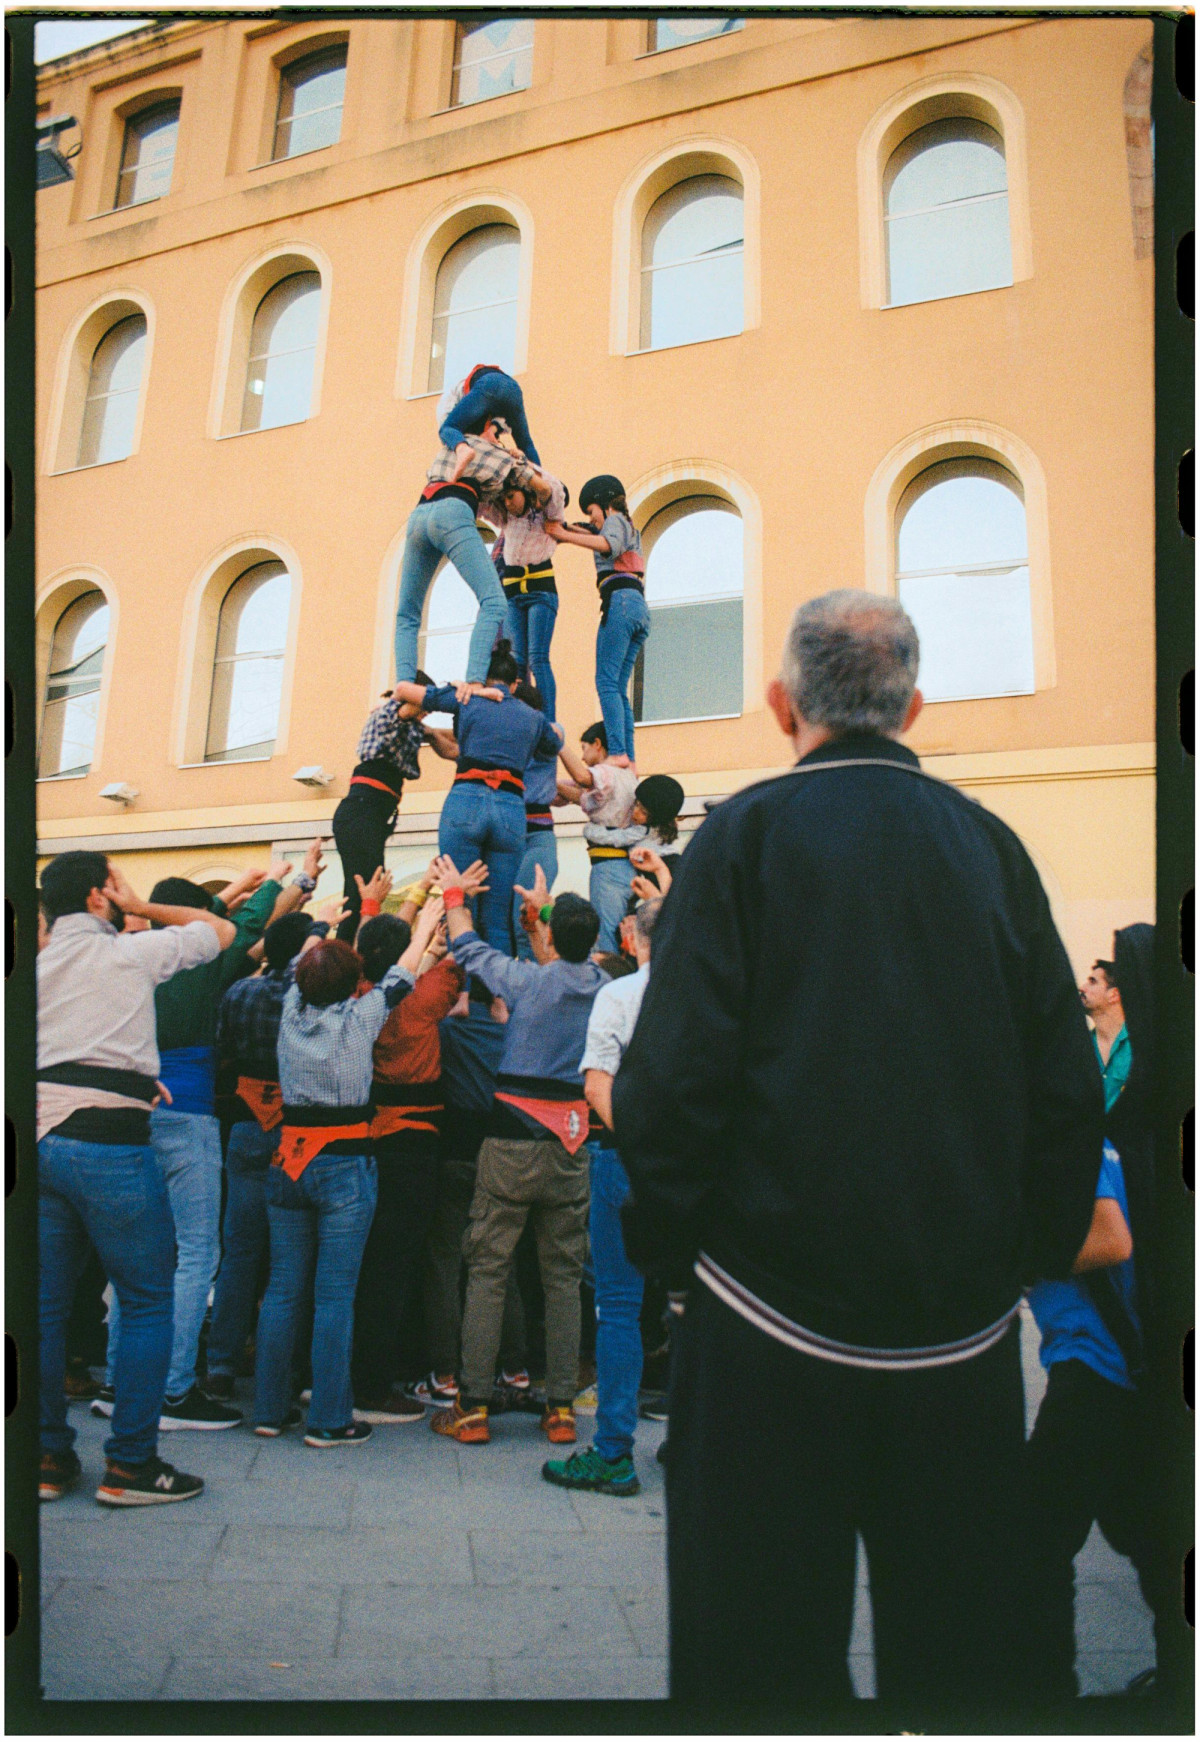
[332,681,437,942]
[438,363,541,469]
[611,590,1105,1716]
[558,724,646,954]
[37,853,235,1506]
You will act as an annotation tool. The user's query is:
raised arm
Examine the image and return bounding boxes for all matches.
[105,864,236,948]
[433,855,539,1003]
[558,741,595,790]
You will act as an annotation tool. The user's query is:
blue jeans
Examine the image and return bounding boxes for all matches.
[588,1144,644,1463]
[595,588,651,761]
[439,781,527,955]
[395,497,508,684]
[40,1134,176,1465]
[514,829,559,962]
[505,589,558,720]
[589,855,634,954]
[207,1120,277,1378]
[439,370,540,466]
[254,1151,378,1432]
[107,1106,222,1399]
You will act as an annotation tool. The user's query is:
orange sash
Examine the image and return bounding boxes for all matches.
[493,1093,590,1155]
[369,1104,441,1139]
[275,1122,372,1182]
[236,1076,283,1133]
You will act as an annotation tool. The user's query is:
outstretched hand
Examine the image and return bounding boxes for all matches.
[355,866,394,907]
[512,861,549,913]
[430,855,490,898]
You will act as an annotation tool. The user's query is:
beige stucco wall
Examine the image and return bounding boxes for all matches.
[34,13,1156,976]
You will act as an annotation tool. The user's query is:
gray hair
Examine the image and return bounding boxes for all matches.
[632,895,664,945]
[780,590,920,736]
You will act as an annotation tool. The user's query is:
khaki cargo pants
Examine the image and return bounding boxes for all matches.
[459,1135,589,1406]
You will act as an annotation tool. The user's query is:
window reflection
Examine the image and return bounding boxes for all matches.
[205,561,290,761]
[241,272,321,432]
[634,500,743,724]
[77,315,147,467]
[885,118,1012,307]
[650,17,742,52]
[40,591,109,777]
[428,224,520,395]
[896,461,1033,702]
[641,174,744,351]
[451,19,534,108]
[114,101,179,209]
[273,47,347,161]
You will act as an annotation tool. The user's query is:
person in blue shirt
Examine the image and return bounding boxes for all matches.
[1025,1139,1158,1699]
[393,640,562,956]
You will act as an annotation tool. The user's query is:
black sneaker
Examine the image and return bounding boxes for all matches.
[304,1422,372,1448]
[89,1387,115,1419]
[95,1455,204,1507]
[639,1391,669,1422]
[159,1386,243,1431]
[202,1372,236,1402]
[40,1448,82,1501]
[353,1389,425,1424]
[254,1405,302,1437]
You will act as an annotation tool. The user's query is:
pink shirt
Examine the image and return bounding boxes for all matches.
[501,475,566,570]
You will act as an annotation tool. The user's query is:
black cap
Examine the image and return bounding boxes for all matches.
[579,474,625,513]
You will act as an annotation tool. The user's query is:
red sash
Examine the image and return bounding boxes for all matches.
[369,1103,441,1139]
[236,1076,283,1133]
[493,1093,591,1155]
[275,1122,372,1182]
[455,767,524,796]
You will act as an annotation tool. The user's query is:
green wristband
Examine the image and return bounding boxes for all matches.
[539,903,554,924]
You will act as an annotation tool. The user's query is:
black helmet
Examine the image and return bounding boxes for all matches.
[579,474,625,514]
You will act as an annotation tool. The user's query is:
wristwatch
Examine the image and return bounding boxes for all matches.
[293,872,317,894]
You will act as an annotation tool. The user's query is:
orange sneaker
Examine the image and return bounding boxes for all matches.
[540,1405,577,1445]
[431,1398,490,1444]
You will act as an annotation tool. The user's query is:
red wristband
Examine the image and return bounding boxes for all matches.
[442,886,466,910]
[360,898,381,918]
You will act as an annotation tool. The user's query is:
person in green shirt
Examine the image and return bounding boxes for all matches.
[100,845,324,1431]
[1079,958,1131,1113]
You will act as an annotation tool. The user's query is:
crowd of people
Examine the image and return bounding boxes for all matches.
[33,361,1171,1714]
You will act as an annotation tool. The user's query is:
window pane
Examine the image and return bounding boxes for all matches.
[77,315,146,467]
[115,102,179,208]
[274,48,346,160]
[452,19,534,107]
[40,592,109,777]
[428,224,520,392]
[637,502,743,722]
[641,176,743,350]
[417,562,480,723]
[242,272,320,431]
[637,600,743,723]
[897,466,1033,703]
[206,656,285,760]
[651,16,741,51]
[885,119,1012,306]
[215,563,290,658]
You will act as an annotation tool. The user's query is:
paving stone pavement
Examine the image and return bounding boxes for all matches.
[38,1307,1153,1704]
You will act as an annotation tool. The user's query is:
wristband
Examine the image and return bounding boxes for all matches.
[293,872,317,894]
[442,886,466,910]
[359,898,381,918]
[407,885,430,909]
[539,903,554,924]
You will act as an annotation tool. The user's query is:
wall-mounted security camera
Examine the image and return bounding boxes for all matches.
[99,782,139,805]
[292,766,334,788]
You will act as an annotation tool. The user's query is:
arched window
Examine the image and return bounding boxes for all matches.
[428,224,520,394]
[634,498,743,724]
[640,174,743,351]
[451,19,534,108]
[650,17,741,52]
[205,561,291,761]
[114,100,180,209]
[241,271,321,431]
[884,118,1012,307]
[896,460,1032,702]
[273,46,347,161]
[77,314,147,467]
[39,591,110,778]
[417,559,484,726]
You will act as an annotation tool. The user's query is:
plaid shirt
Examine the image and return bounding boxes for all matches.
[356,701,426,780]
[278,964,413,1109]
[215,965,296,1083]
[425,433,537,506]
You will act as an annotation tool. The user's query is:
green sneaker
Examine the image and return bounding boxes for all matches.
[541,1444,641,1497]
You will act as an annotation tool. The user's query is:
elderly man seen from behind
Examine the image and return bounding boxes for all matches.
[611,590,1105,1719]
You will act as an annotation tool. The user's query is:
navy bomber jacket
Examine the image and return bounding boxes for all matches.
[610,732,1105,1352]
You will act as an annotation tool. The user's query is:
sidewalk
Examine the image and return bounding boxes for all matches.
[39,1308,1153,1703]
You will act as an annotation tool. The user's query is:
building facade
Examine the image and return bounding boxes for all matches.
[35,11,1155,971]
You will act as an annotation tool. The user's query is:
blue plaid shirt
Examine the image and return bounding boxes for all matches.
[215,965,296,1083]
[356,701,425,783]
